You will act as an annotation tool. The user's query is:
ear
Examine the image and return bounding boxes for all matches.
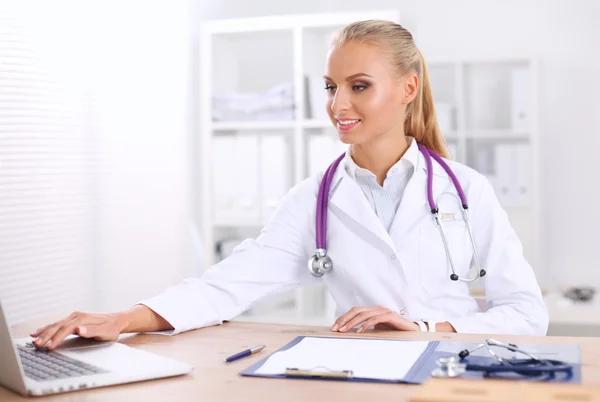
[401,73,419,105]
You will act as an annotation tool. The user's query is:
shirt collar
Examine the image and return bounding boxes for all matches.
[344,136,419,181]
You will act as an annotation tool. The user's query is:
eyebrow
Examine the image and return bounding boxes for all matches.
[323,73,373,81]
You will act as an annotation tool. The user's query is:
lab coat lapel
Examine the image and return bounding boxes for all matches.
[328,170,396,253]
[389,150,444,252]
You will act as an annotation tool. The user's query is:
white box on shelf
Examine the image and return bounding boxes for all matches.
[510,67,530,132]
[493,143,516,207]
[212,135,261,225]
[260,135,291,223]
[212,136,236,225]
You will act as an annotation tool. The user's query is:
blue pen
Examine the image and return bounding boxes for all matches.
[225,345,266,363]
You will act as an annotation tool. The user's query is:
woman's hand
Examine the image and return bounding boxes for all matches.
[29,311,128,350]
[330,306,420,333]
[30,305,173,350]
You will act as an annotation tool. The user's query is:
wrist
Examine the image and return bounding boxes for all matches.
[436,322,457,333]
[117,305,149,334]
[115,309,135,334]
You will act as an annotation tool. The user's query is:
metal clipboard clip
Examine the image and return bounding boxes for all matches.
[285,366,354,379]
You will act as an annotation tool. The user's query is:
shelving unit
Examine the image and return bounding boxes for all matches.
[199,11,540,325]
[426,57,540,285]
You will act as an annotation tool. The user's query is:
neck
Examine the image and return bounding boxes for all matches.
[350,134,410,186]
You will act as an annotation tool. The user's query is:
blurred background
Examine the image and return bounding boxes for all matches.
[1,0,599,337]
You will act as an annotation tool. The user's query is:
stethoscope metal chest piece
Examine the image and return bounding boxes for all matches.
[309,143,486,282]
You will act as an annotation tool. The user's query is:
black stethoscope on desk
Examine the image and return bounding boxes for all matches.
[433,339,573,380]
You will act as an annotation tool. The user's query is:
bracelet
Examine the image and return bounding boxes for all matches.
[425,320,437,332]
[415,320,427,332]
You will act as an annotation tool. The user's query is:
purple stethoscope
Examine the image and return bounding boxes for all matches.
[308,142,486,282]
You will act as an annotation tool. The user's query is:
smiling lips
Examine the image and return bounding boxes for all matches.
[336,118,361,131]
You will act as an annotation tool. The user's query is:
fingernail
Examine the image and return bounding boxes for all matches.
[339,325,346,332]
[357,327,363,333]
[79,327,87,335]
[331,324,338,332]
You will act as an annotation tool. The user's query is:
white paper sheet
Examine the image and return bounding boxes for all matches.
[255,337,430,381]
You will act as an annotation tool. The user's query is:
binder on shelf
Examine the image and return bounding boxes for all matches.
[513,142,531,206]
[212,135,261,225]
[240,336,582,385]
[510,67,530,132]
[493,143,515,207]
[259,135,290,222]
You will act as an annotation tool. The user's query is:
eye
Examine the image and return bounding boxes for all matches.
[324,84,336,93]
[352,84,368,92]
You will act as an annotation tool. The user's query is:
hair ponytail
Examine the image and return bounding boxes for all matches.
[405,50,449,158]
[333,20,450,158]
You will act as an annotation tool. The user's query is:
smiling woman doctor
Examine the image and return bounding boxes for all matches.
[32,20,548,350]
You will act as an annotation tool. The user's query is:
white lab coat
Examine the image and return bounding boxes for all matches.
[139,148,548,336]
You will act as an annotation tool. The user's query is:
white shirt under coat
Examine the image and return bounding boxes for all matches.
[138,138,549,336]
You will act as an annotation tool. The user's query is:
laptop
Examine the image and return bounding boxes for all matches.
[0,298,194,397]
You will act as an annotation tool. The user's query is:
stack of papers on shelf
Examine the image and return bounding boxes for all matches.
[212,81,294,122]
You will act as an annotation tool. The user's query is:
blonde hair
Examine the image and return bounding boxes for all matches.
[331,20,449,158]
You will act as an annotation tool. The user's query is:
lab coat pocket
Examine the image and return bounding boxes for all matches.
[418,219,472,296]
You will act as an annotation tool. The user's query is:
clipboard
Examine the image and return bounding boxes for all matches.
[240,336,583,385]
[240,336,440,384]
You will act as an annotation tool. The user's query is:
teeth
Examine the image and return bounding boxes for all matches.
[338,119,359,125]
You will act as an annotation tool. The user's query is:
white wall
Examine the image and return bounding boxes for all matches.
[85,1,199,311]
[2,0,199,315]
[193,0,600,290]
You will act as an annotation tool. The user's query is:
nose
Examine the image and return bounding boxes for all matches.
[330,87,351,115]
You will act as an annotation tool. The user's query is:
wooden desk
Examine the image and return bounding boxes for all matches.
[2,321,600,401]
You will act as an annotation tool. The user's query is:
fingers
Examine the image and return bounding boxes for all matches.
[33,322,64,349]
[338,309,389,333]
[331,307,389,332]
[358,313,420,333]
[46,319,106,350]
[357,313,396,333]
[330,307,371,331]
[32,312,105,350]
[29,324,52,338]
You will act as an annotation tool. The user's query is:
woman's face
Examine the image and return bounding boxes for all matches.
[324,40,417,146]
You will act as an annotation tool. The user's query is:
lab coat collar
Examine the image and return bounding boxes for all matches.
[326,138,449,254]
[342,137,447,180]
[343,136,420,181]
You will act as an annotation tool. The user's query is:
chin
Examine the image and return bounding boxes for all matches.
[337,131,367,146]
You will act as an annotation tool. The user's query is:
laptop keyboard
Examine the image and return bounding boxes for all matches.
[18,343,109,382]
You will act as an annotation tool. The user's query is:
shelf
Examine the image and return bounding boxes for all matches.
[212,121,296,131]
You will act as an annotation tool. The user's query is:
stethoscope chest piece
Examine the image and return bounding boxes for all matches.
[432,357,467,378]
[308,249,332,277]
